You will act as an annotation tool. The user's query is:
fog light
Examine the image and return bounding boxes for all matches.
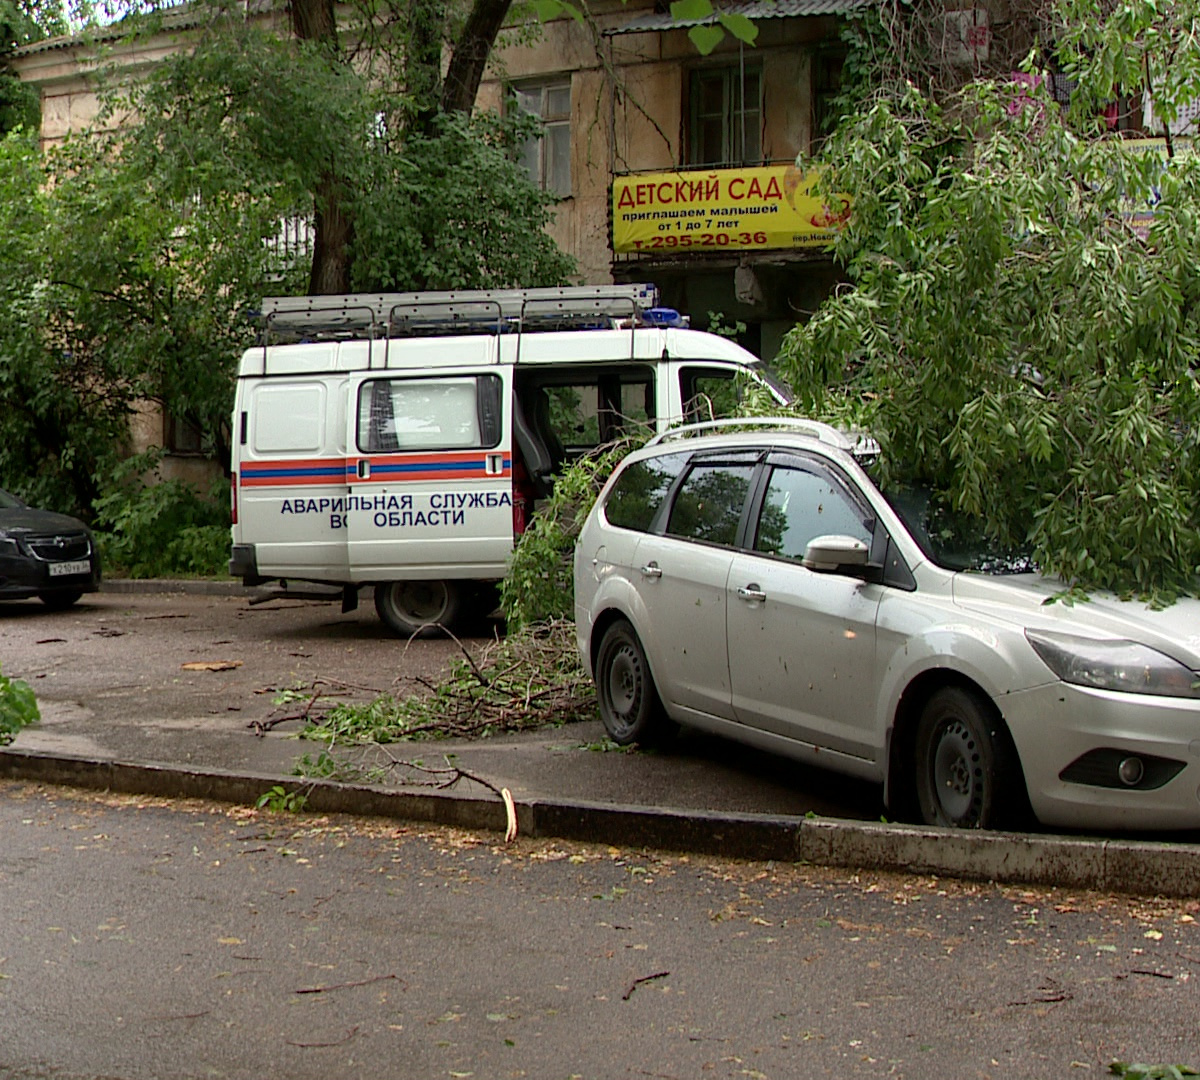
[1118,757,1145,787]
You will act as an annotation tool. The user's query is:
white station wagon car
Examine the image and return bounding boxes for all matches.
[573,419,1200,832]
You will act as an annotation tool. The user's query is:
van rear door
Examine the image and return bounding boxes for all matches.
[345,369,514,582]
[235,372,349,581]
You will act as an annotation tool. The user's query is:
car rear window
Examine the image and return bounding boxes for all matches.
[666,460,756,547]
[603,452,687,532]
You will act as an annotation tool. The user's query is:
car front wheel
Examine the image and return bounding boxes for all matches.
[594,619,673,746]
[374,580,462,637]
[914,686,1022,829]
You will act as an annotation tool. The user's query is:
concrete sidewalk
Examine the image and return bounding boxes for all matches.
[2,578,1199,898]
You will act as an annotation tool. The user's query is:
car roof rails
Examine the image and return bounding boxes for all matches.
[257,284,665,343]
[646,417,874,455]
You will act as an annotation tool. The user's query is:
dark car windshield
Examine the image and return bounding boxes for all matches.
[882,484,1035,574]
[0,489,26,510]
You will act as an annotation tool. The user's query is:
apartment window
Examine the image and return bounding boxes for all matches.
[687,63,762,166]
[513,81,572,197]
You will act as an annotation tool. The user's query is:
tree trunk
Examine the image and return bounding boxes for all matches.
[290,0,353,294]
[441,0,513,115]
[308,174,354,295]
[289,0,337,47]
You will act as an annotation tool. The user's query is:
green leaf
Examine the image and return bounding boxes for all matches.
[718,12,758,45]
[688,24,726,55]
[670,0,714,21]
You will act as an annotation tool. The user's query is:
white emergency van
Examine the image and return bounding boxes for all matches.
[229,284,790,635]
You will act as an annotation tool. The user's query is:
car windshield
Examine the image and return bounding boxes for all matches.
[0,489,25,510]
[882,483,1035,574]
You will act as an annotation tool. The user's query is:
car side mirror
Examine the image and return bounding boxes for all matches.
[803,535,870,575]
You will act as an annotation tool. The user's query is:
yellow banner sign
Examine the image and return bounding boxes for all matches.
[612,165,850,254]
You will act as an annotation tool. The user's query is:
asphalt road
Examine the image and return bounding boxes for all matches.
[0,589,885,821]
[2,781,1199,1080]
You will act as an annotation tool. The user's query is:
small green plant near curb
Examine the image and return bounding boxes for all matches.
[1110,1064,1200,1079]
[0,665,40,745]
[255,785,308,813]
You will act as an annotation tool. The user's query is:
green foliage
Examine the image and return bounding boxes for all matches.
[779,82,1200,602]
[1055,0,1200,137]
[92,455,230,577]
[501,443,638,631]
[255,785,309,813]
[1109,1065,1199,1080]
[0,664,39,745]
[351,109,575,292]
[1,0,72,135]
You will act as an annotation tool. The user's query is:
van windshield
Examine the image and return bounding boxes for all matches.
[748,361,793,405]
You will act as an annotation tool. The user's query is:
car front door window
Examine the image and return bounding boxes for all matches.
[754,465,872,560]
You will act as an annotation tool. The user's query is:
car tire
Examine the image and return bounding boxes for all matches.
[38,590,83,611]
[594,620,673,746]
[914,686,1022,829]
[374,580,462,637]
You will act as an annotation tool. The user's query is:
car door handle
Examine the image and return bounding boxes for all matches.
[737,584,767,602]
[639,562,663,579]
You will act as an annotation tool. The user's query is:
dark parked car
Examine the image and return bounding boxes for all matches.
[0,488,101,609]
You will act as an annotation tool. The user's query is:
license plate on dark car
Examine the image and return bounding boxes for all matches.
[48,560,91,577]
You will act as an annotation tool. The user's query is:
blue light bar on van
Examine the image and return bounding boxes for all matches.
[642,307,687,327]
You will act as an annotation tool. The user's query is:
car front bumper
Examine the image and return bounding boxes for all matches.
[1001,681,1200,832]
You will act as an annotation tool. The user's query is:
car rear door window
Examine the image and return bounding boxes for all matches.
[666,459,756,547]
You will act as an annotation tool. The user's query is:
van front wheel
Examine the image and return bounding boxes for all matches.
[374,580,462,638]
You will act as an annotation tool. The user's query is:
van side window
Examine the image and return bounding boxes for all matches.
[358,375,502,452]
[666,460,756,547]
[679,367,739,422]
[603,452,687,532]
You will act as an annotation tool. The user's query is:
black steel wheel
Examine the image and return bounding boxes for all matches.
[914,686,1021,829]
[374,580,462,637]
[594,619,671,746]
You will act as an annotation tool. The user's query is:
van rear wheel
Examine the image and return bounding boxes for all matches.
[374,580,462,637]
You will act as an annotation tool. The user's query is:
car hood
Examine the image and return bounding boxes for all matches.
[951,572,1200,668]
[0,507,90,536]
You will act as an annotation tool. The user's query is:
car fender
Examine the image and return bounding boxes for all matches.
[875,616,1049,737]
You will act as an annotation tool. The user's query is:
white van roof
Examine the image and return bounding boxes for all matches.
[237,325,764,379]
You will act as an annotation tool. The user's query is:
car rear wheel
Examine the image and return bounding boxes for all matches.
[594,620,673,746]
[374,580,462,637]
[914,686,1021,829]
[38,590,83,611]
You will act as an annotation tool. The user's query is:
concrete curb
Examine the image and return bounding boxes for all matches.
[4,747,1199,898]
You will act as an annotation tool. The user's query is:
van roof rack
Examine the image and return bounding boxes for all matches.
[647,417,875,455]
[258,284,666,342]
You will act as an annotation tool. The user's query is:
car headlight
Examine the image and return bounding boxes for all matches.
[1026,629,1200,698]
[0,532,18,556]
